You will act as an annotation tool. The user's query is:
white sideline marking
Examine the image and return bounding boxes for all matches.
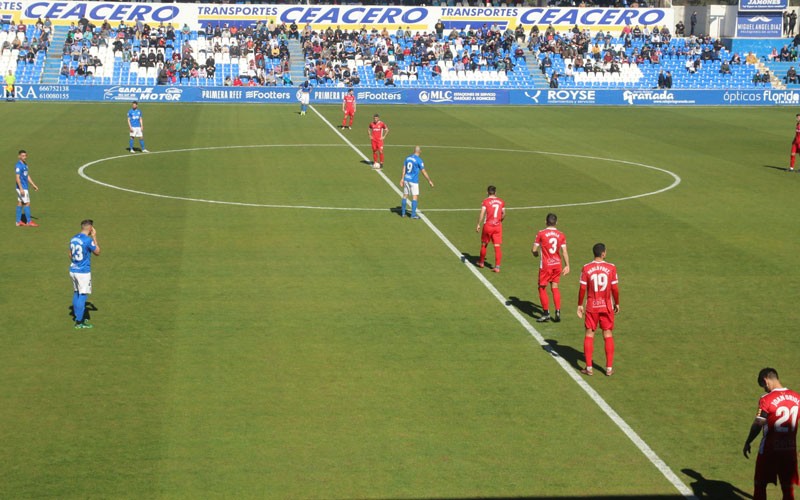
[78,145,680,213]
[310,105,695,498]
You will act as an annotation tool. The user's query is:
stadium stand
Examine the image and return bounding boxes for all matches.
[0,18,778,91]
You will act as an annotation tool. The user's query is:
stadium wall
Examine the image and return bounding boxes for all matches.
[11,84,800,106]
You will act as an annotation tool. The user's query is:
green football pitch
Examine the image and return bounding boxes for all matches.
[2,102,799,499]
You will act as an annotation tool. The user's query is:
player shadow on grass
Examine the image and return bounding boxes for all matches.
[504,295,545,319]
[541,339,587,371]
[383,495,689,499]
[68,301,97,322]
[763,164,795,172]
[682,468,752,499]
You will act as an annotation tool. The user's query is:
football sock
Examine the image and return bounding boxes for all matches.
[23,206,31,222]
[373,152,378,162]
[753,486,766,500]
[379,152,384,163]
[401,198,407,216]
[494,244,502,267]
[342,118,346,127]
[538,287,549,311]
[72,291,79,320]
[16,206,22,222]
[792,155,797,169]
[129,138,134,150]
[604,336,615,369]
[553,287,561,310]
[411,200,418,217]
[584,336,594,370]
[140,139,146,150]
[75,294,87,324]
[479,244,487,264]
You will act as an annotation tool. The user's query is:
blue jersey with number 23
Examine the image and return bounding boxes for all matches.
[70,233,97,274]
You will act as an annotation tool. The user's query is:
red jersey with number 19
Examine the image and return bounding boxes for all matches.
[481,197,505,226]
[579,261,619,313]
[757,388,800,455]
[534,228,567,269]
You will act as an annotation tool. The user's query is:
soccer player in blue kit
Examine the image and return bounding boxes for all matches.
[399,146,434,219]
[127,101,148,153]
[14,149,39,227]
[69,219,101,329]
[298,80,311,115]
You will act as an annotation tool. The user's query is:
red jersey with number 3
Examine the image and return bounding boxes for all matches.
[757,388,800,455]
[369,121,387,141]
[579,261,618,313]
[535,228,567,269]
[344,94,356,112]
[481,197,505,226]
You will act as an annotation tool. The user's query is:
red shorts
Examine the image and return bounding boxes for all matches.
[538,266,562,286]
[344,109,355,117]
[372,139,384,151]
[481,224,502,244]
[755,450,800,487]
[584,311,615,331]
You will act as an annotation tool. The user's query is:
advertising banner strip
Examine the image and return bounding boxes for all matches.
[739,0,788,12]
[9,85,800,106]
[7,1,672,32]
[736,11,783,37]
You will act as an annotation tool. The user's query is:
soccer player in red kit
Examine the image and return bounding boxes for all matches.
[532,213,570,323]
[790,114,800,172]
[744,367,800,500]
[341,88,356,129]
[476,185,505,273]
[368,113,388,169]
[577,243,619,377]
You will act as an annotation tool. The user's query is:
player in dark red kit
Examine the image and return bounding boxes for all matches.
[532,213,570,322]
[341,88,356,130]
[791,114,800,172]
[577,243,619,377]
[368,113,388,169]
[744,367,800,500]
[476,185,505,273]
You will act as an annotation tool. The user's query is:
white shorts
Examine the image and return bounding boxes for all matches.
[70,272,92,294]
[16,188,29,204]
[403,181,419,197]
[130,126,143,138]
[298,92,309,105]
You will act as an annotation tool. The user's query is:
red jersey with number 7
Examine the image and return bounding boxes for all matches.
[535,228,567,269]
[757,388,800,455]
[481,197,505,226]
[578,261,619,313]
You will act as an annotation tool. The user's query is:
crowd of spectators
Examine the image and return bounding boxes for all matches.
[0,13,779,90]
[295,21,528,87]
[57,16,298,85]
[2,18,49,64]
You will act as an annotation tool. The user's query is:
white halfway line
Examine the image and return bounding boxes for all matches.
[309,104,695,498]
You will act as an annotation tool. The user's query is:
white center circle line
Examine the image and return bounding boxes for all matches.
[77,144,680,211]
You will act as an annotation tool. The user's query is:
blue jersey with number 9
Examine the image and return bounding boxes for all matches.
[403,154,425,183]
[70,233,97,274]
